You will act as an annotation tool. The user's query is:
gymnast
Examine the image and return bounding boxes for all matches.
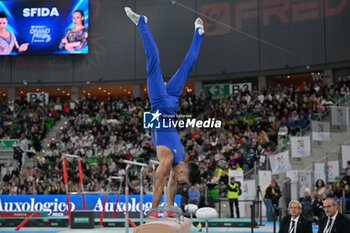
[0,11,29,55]
[125,7,204,217]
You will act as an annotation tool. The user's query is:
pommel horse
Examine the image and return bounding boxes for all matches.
[134,206,191,233]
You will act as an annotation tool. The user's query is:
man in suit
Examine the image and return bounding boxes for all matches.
[279,200,312,233]
[317,198,350,233]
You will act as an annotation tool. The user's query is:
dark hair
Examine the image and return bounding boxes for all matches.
[315,179,325,188]
[74,10,84,18]
[0,11,7,19]
[186,162,200,185]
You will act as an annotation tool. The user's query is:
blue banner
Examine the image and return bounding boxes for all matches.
[0,195,181,216]
[0,0,89,55]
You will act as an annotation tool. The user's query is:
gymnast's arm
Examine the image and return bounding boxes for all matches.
[167,169,177,206]
[152,156,172,208]
[12,32,29,52]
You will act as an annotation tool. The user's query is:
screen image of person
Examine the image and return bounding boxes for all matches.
[0,11,29,55]
[59,10,88,52]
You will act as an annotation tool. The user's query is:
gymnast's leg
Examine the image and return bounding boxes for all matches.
[165,18,204,99]
[125,7,167,107]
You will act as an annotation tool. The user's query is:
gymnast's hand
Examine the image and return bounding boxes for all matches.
[164,210,176,218]
[149,211,159,219]
[19,43,29,52]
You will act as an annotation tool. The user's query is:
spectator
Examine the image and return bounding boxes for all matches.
[314,179,326,199]
[299,188,313,220]
[311,193,324,222]
[345,161,350,174]
[317,198,350,233]
[188,185,200,206]
[279,200,312,233]
[326,183,334,197]
[13,146,23,170]
[3,170,12,183]
[334,181,343,198]
[180,186,189,211]
[341,169,350,186]
[345,184,350,212]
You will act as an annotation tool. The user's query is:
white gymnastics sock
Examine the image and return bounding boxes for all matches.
[124,7,148,25]
[195,17,204,36]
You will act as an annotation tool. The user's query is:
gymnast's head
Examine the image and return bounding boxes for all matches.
[72,10,84,27]
[0,12,8,30]
[175,162,200,185]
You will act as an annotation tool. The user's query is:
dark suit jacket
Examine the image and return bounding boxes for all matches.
[317,213,350,233]
[279,214,312,233]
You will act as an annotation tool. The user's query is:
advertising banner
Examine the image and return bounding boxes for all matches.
[0,194,180,217]
[291,136,311,158]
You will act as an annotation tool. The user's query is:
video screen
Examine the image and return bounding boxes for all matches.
[0,0,89,55]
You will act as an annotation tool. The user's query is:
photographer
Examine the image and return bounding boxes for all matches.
[264,179,282,221]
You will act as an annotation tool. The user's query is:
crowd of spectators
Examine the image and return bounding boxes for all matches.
[1,76,350,206]
[297,174,350,223]
[0,97,66,169]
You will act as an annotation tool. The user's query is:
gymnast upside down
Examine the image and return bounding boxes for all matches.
[125,7,204,217]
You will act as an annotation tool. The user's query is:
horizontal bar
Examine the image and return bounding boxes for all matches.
[123,160,148,167]
[149,160,160,165]
[62,153,81,160]
[108,176,123,180]
[69,191,121,195]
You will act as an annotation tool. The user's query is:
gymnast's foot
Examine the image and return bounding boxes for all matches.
[124,7,148,25]
[195,17,204,36]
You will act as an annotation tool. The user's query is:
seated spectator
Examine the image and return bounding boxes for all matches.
[342,169,350,186]
[345,161,350,174]
[326,182,334,197]
[188,185,200,206]
[311,193,324,222]
[334,181,343,198]
[313,179,326,199]
[180,186,188,211]
[344,184,350,211]
[299,188,313,220]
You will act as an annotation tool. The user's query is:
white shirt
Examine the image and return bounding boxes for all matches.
[323,212,338,233]
[289,215,300,233]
